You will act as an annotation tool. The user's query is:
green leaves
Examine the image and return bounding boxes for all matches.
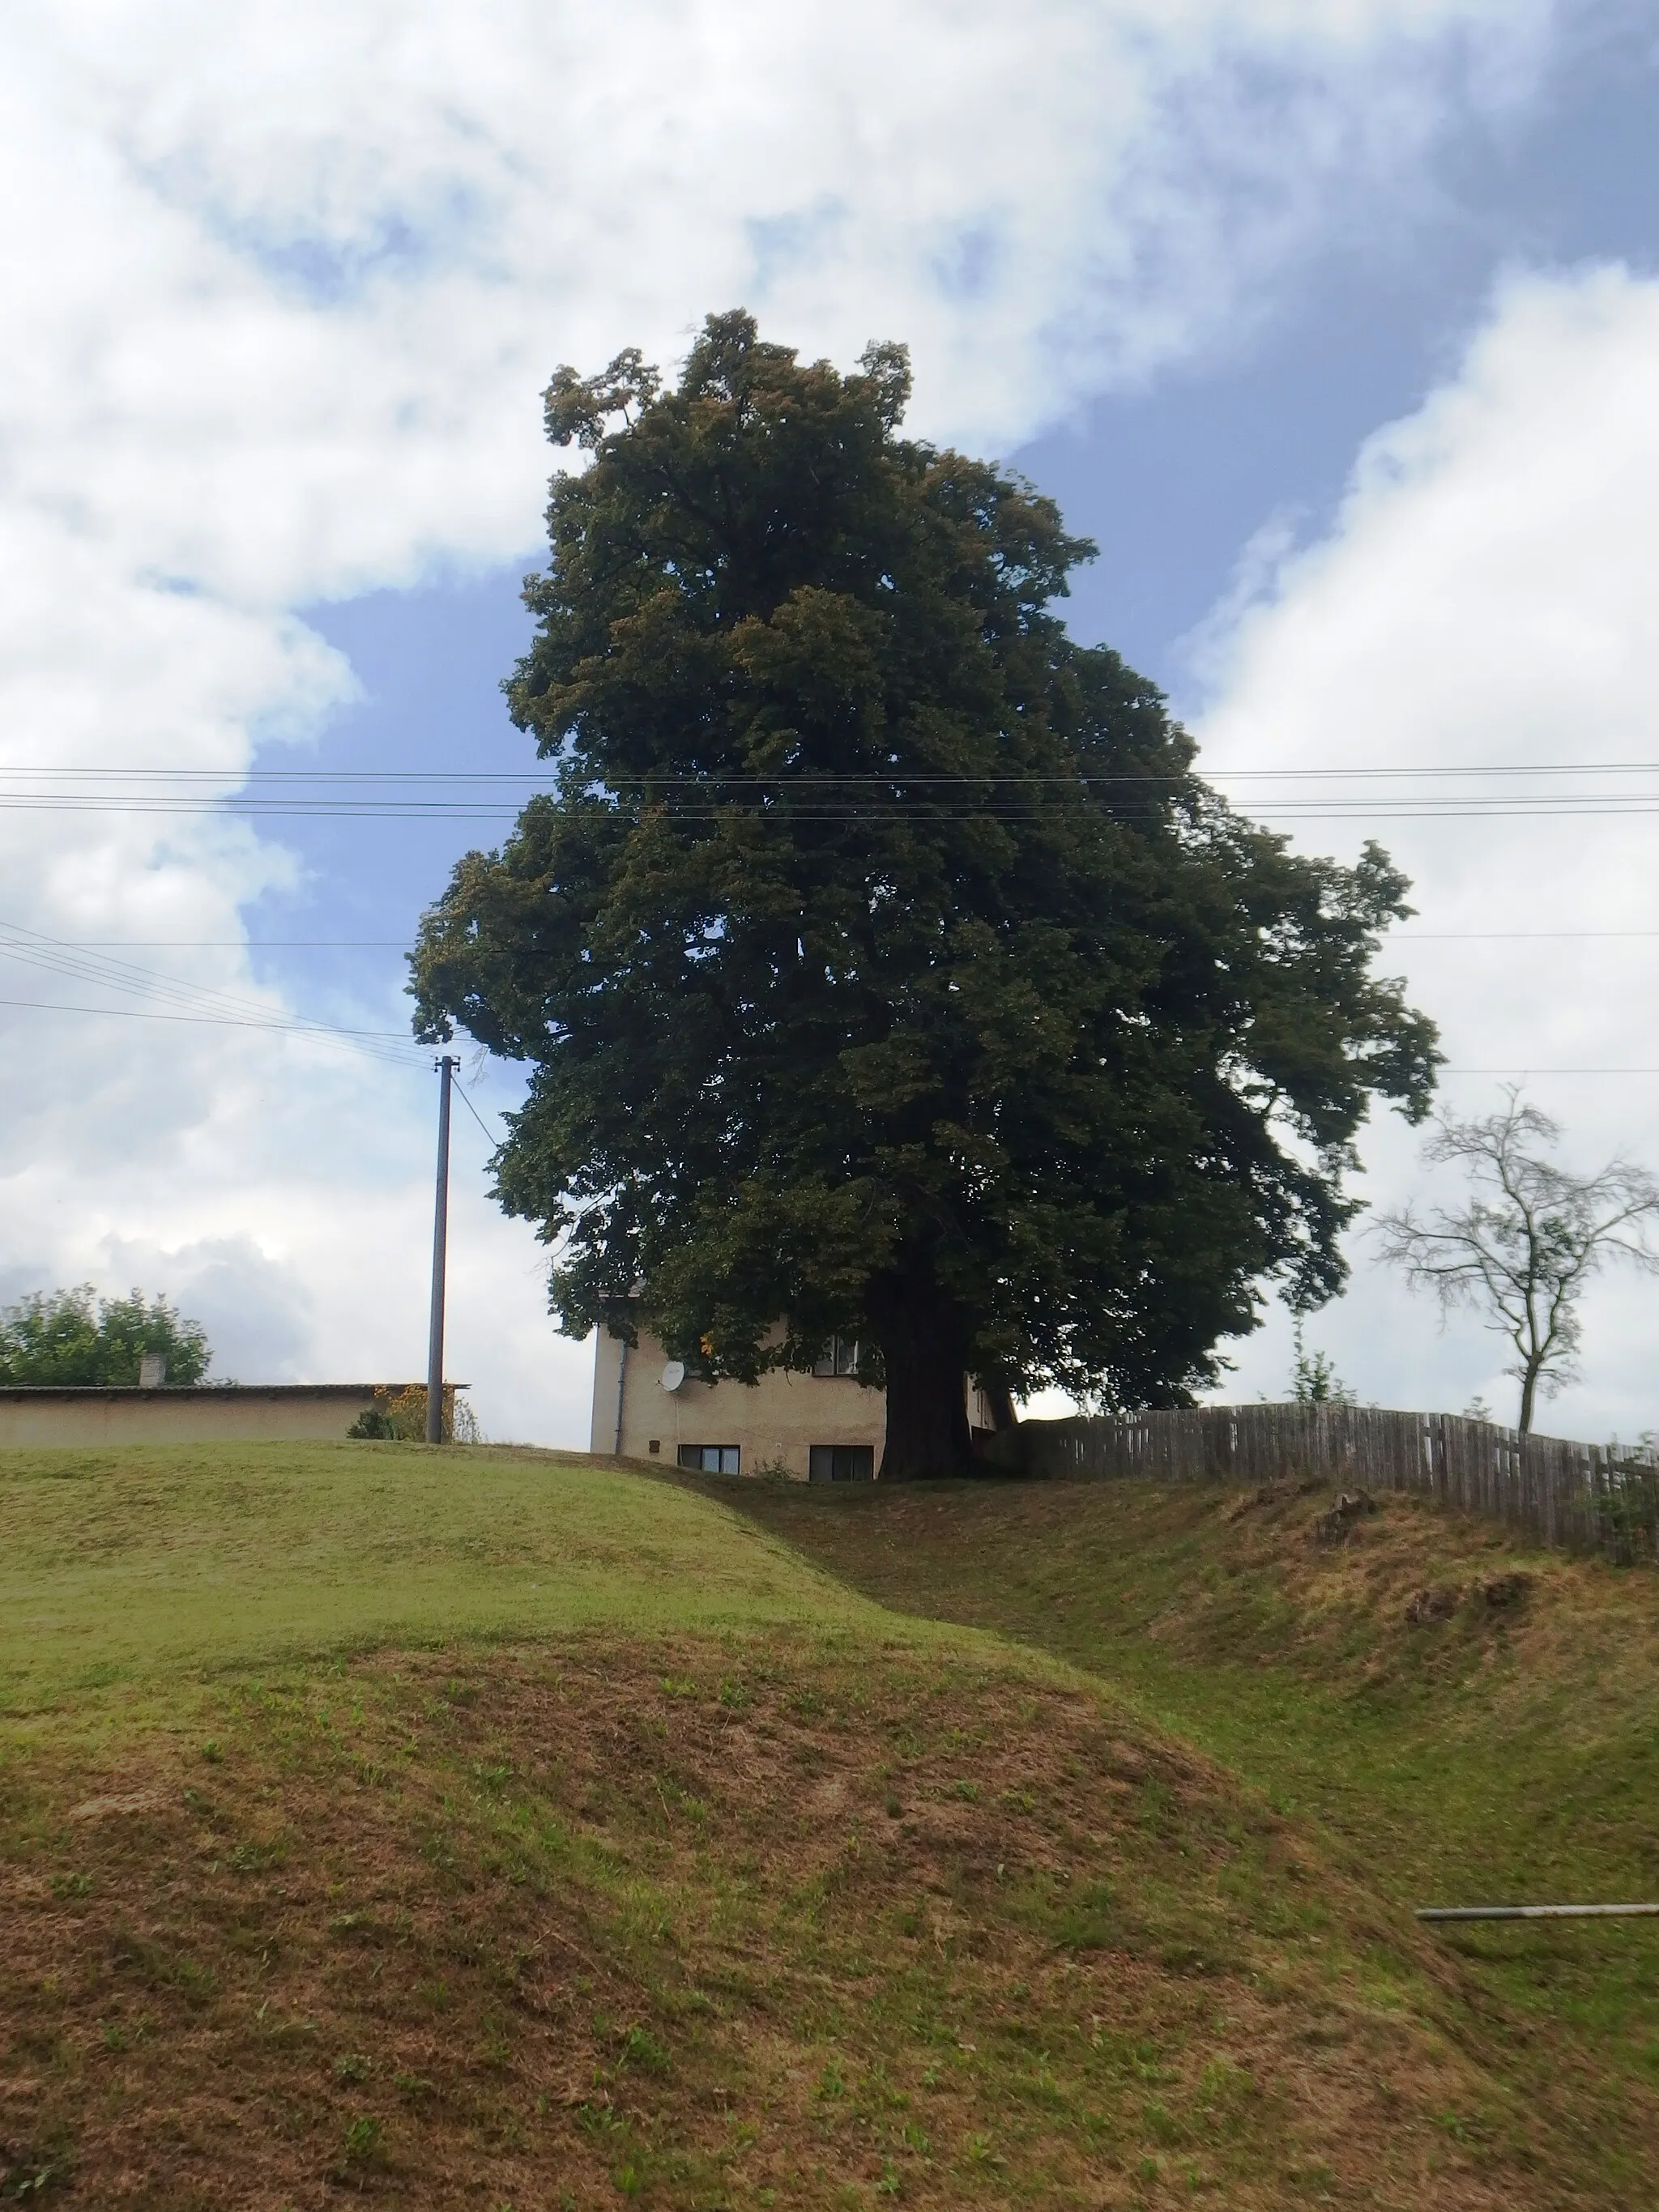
[0,1285,211,1387]
[411,309,1439,1455]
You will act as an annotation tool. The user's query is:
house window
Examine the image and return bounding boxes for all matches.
[809,1444,874,1483]
[812,1336,862,1378]
[677,1443,740,1474]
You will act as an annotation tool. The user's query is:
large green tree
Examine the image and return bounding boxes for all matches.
[412,311,1439,1477]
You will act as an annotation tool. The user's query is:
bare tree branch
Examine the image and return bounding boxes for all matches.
[1372,1086,1659,1432]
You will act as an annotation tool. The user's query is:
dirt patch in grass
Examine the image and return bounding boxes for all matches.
[0,1634,1559,2208]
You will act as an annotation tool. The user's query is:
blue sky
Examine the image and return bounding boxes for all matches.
[285,5,1659,953]
[6,2,1659,1439]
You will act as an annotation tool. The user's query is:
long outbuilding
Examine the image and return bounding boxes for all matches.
[0,1383,413,1447]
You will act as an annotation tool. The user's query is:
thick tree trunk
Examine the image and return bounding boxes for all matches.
[870,1274,975,1481]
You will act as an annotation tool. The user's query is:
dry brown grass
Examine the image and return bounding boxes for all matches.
[0,1633,1569,2209]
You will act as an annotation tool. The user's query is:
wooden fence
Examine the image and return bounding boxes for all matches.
[981,1404,1659,1563]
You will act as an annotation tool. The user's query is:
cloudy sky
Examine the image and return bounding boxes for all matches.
[4,0,1658,1443]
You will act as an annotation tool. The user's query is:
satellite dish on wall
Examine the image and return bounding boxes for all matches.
[660,1360,686,1393]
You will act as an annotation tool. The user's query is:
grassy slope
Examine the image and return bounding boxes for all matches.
[0,1443,1652,2208]
[700,1471,1659,2197]
[0,1444,895,1708]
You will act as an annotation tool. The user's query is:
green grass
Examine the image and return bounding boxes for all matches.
[0,1443,904,1707]
[703,1470,1659,2186]
[0,1627,1571,2208]
[6,1443,1659,2205]
[705,1473,1659,1903]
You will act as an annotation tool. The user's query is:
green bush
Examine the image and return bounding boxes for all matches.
[346,1385,480,1443]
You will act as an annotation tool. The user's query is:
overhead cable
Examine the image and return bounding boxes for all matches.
[0,920,424,1067]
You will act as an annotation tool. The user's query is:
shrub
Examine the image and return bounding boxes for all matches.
[347,1385,480,1443]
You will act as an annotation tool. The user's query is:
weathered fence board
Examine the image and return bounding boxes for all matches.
[982,1404,1659,1563]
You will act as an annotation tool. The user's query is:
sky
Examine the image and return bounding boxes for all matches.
[3,0,1659,1443]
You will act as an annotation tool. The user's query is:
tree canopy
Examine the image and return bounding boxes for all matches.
[411,310,1439,1477]
[0,1285,211,1387]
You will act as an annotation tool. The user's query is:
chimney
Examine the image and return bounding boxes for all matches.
[139,1353,168,1390]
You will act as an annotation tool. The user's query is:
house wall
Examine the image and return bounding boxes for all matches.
[590,1327,996,1479]
[0,1385,390,1448]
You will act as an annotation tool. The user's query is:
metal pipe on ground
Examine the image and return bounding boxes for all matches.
[1416,1904,1659,1921]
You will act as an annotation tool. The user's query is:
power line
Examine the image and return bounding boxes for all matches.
[0,926,405,1039]
[1397,931,1659,940]
[0,919,424,1066]
[15,758,1659,828]
[7,799,1659,828]
[0,924,348,1029]
[8,760,1659,782]
[3,986,1657,1078]
[0,994,422,1055]
[0,796,1657,824]
[38,930,1659,948]
[58,940,412,948]
[1441,1068,1659,1076]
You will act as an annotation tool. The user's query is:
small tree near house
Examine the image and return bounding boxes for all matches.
[411,311,1439,1478]
[1375,1088,1659,1434]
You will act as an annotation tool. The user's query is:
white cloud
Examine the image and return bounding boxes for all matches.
[0,0,1570,1441]
[1196,263,1659,1437]
[93,1234,315,1381]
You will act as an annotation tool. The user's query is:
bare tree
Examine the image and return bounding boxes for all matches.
[1374,1089,1659,1433]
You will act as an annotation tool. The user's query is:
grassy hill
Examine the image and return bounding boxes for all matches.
[0,1443,893,1707]
[2,1443,1656,2206]
[706,1468,1659,2203]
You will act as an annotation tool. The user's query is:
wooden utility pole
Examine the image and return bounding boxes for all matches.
[426,1054,458,1443]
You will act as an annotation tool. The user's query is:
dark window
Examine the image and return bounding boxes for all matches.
[809,1444,874,1483]
[812,1336,861,1378]
[676,1443,740,1474]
